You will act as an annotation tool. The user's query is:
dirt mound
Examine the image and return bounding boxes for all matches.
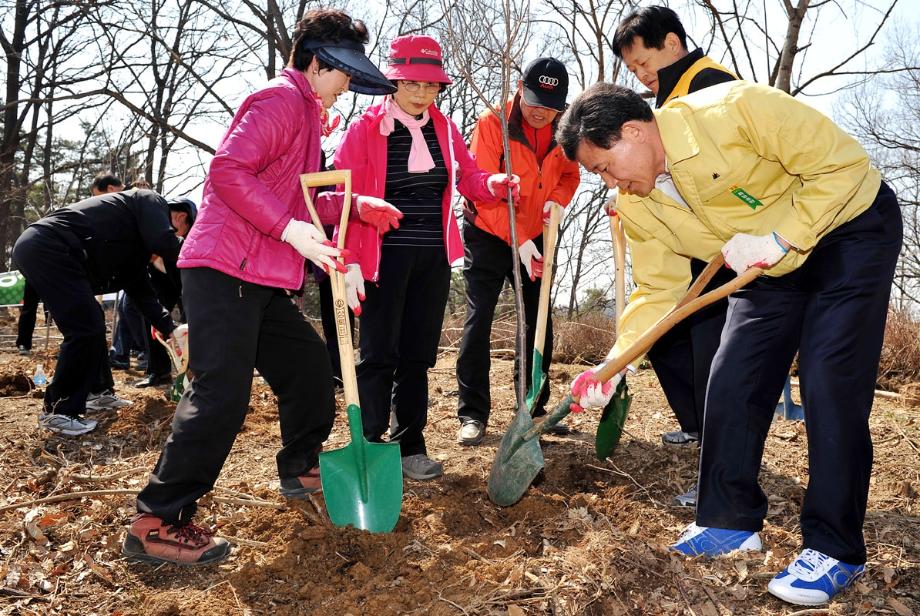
[0,368,32,396]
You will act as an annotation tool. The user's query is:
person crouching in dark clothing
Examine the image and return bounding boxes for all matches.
[12,188,182,436]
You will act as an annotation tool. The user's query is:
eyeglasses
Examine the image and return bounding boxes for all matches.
[399,81,442,93]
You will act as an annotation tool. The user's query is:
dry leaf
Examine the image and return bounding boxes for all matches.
[887,597,914,616]
[37,511,67,529]
[734,560,748,581]
[507,606,526,616]
[883,567,896,585]
[628,519,640,536]
[23,509,48,545]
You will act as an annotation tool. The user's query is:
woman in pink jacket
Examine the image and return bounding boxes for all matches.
[335,35,518,481]
[125,9,401,566]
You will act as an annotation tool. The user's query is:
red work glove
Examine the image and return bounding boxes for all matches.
[486,174,521,204]
[356,196,403,235]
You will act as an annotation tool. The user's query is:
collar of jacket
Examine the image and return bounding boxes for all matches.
[506,93,560,152]
[654,105,700,165]
[282,67,321,113]
[655,48,705,108]
[360,97,448,129]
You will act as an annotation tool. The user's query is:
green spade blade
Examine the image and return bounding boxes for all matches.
[525,350,546,413]
[595,378,632,459]
[319,404,403,533]
[488,394,574,506]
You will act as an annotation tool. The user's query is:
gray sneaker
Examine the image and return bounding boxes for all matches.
[39,413,98,436]
[674,485,698,508]
[661,430,700,446]
[457,420,485,446]
[401,454,443,480]
[86,391,132,411]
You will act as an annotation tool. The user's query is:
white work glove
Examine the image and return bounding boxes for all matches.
[570,364,621,413]
[356,195,402,235]
[721,232,790,276]
[486,174,521,203]
[518,239,544,281]
[543,200,561,224]
[281,219,346,274]
[344,264,366,317]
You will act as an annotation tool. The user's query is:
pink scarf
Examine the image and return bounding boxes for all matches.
[379,96,435,173]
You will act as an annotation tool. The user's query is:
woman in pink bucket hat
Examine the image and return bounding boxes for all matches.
[333,34,520,481]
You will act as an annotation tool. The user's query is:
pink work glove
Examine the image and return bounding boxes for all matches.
[569,365,623,413]
[721,232,789,276]
[356,195,403,235]
[518,239,543,281]
[487,174,521,204]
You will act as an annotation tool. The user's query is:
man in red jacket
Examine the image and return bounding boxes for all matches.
[456,57,581,445]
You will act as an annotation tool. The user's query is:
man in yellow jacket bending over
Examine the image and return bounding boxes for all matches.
[556,81,902,607]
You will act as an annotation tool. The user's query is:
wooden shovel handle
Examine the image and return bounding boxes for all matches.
[300,171,359,408]
[608,210,626,329]
[592,255,761,384]
[533,204,562,354]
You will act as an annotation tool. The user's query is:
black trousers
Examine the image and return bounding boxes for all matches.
[12,226,108,417]
[136,267,335,523]
[456,223,552,424]
[319,273,354,382]
[647,259,736,435]
[697,183,902,565]
[16,280,41,350]
[357,246,450,458]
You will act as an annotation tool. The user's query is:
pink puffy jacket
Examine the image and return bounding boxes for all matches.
[333,101,495,282]
[179,68,344,290]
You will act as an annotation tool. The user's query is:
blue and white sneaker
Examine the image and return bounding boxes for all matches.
[671,523,762,557]
[768,548,865,605]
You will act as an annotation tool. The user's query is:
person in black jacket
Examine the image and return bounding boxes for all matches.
[134,197,196,388]
[612,5,737,508]
[12,189,182,436]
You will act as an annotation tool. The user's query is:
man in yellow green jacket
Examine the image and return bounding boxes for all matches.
[612,6,738,470]
[557,80,902,606]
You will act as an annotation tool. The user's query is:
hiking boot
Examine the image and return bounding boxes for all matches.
[671,523,762,557]
[17,345,31,356]
[122,513,230,566]
[401,454,443,480]
[457,420,485,446]
[768,549,865,605]
[279,466,322,498]
[674,485,698,508]
[86,390,132,411]
[38,413,97,436]
[661,430,700,446]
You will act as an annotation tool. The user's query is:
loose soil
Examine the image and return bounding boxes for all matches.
[0,343,917,615]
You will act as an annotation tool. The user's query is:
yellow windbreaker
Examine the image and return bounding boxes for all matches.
[613,80,881,356]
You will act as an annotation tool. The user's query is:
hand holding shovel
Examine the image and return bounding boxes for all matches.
[300,171,403,533]
[488,253,763,506]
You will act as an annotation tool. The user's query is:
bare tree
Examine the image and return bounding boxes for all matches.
[840,25,920,309]
[441,0,533,407]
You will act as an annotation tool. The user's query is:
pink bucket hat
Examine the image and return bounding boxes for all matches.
[384,35,452,84]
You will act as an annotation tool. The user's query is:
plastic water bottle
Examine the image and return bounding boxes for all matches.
[33,364,47,386]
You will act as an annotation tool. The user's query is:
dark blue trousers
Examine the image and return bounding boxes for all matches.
[697,182,902,565]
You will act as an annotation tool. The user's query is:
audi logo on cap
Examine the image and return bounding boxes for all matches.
[538,75,558,89]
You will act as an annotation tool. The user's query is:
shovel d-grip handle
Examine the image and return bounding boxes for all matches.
[521,255,763,442]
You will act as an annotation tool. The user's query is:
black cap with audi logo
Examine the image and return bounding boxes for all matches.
[521,57,569,112]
